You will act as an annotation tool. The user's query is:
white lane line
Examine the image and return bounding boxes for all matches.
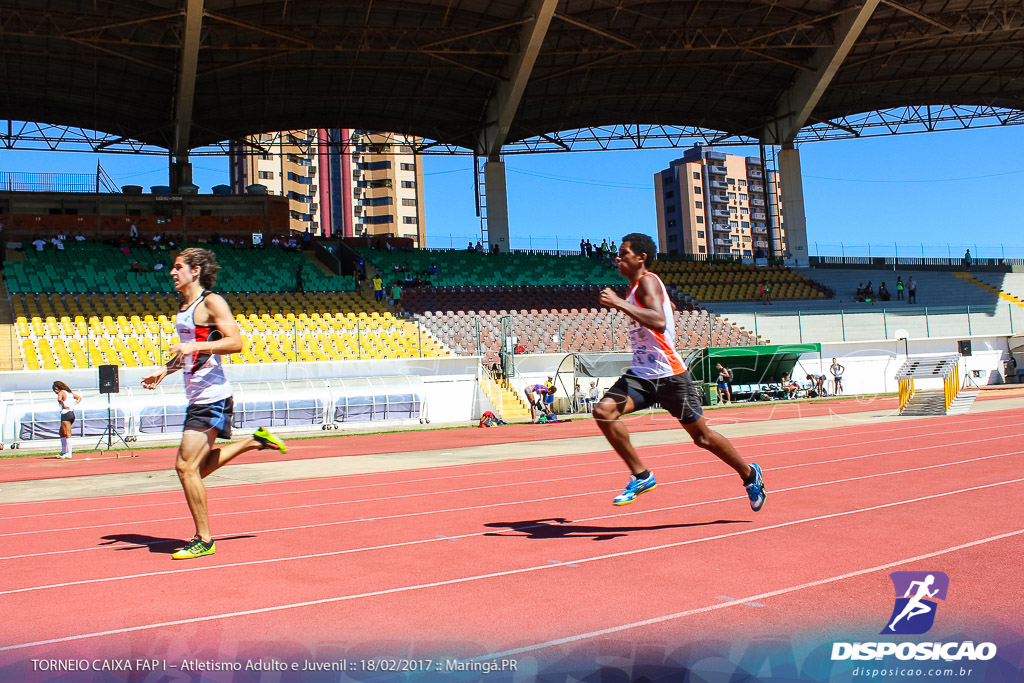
[1,455,1019,596]
[0,409,999,517]
[0,478,1020,652]
[472,528,1024,662]
[1,428,1017,541]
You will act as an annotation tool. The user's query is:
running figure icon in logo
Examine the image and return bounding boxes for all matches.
[882,571,950,635]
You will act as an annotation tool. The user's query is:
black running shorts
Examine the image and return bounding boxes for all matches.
[608,370,704,425]
[183,397,234,439]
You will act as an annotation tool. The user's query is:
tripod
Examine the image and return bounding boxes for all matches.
[94,392,130,454]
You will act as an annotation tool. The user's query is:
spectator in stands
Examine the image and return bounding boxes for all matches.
[907,276,917,304]
[855,282,865,301]
[585,239,593,257]
[476,240,484,252]
[580,238,586,254]
[74,233,86,242]
[129,262,150,273]
[830,358,845,395]
[896,277,905,301]
[372,275,384,302]
[878,282,891,301]
[32,236,46,252]
[129,223,139,241]
[964,249,972,270]
[760,280,772,305]
[391,281,402,307]
[302,228,312,249]
[51,235,65,251]
[514,342,526,355]
[467,241,475,252]
[715,363,732,404]
[863,281,874,301]
[491,242,500,254]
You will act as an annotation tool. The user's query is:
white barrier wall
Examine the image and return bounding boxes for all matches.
[795,335,1011,395]
[0,357,483,445]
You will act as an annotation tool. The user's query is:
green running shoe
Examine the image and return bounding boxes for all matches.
[253,426,287,454]
[172,536,216,560]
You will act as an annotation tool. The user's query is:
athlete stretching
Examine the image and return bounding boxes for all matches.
[142,248,286,560]
[594,233,766,509]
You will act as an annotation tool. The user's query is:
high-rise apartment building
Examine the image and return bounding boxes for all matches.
[230,129,425,245]
[654,147,786,258]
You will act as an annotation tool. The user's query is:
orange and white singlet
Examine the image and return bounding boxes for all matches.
[625,272,687,379]
[175,291,233,405]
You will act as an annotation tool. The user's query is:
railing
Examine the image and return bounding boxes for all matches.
[479,362,511,421]
[741,303,1019,344]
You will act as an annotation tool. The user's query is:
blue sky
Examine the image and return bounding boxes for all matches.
[3,124,1023,257]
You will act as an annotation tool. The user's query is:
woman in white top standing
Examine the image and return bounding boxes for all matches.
[52,381,82,459]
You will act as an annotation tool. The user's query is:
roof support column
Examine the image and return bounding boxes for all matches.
[778,144,808,263]
[477,0,556,249]
[484,161,510,253]
[170,0,205,191]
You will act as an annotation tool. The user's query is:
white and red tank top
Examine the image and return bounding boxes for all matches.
[175,290,233,404]
[625,272,687,379]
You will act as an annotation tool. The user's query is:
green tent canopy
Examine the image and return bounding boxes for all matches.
[686,344,822,386]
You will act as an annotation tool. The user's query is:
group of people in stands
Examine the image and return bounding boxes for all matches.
[467,240,501,254]
[31,233,86,252]
[579,238,617,262]
[855,276,916,303]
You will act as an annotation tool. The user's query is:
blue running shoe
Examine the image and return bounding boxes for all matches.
[746,463,766,512]
[613,473,657,505]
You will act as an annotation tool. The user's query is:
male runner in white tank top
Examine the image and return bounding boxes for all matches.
[595,233,766,509]
[142,247,287,560]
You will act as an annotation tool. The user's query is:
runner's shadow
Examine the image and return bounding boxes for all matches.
[98,533,256,555]
[482,518,748,541]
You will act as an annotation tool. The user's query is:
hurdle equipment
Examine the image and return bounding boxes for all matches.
[895,354,978,416]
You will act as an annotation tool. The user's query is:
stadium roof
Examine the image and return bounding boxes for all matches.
[2,0,1023,156]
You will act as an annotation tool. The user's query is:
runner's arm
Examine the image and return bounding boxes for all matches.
[599,276,666,332]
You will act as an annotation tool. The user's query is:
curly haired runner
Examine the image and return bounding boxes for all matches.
[52,381,82,459]
[141,247,288,560]
[594,233,766,510]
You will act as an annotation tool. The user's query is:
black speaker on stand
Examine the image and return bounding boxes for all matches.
[96,364,129,453]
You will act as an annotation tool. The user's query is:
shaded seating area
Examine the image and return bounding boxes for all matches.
[358,249,622,288]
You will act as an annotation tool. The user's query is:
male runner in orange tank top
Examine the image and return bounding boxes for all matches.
[594,233,766,509]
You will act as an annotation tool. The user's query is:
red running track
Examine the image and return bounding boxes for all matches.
[0,395,897,483]
[0,404,1020,681]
